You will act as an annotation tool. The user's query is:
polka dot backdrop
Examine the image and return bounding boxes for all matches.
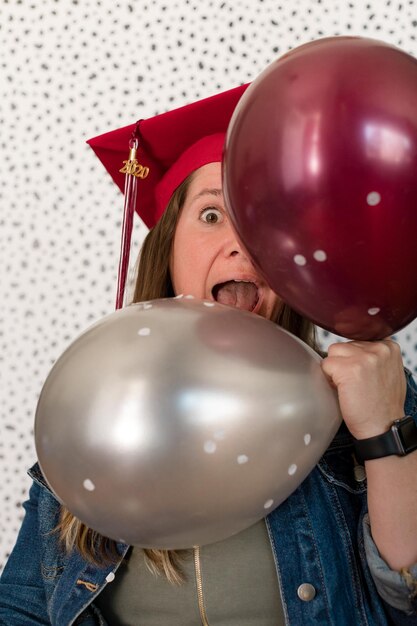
[2,0,417,570]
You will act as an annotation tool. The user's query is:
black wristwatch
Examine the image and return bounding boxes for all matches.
[353,416,417,462]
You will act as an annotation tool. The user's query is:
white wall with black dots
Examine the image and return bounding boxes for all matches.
[2,0,417,571]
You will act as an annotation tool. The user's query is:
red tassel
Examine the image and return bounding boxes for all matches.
[115,125,149,310]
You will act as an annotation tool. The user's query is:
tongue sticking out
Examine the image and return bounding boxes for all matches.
[213,281,259,312]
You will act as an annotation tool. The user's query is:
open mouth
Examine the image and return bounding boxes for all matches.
[212,280,260,312]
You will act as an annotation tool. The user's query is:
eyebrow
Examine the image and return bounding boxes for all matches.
[190,188,223,203]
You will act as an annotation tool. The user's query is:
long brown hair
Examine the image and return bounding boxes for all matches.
[57,172,318,584]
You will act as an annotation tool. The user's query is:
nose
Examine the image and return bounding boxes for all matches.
[223,219,249,259]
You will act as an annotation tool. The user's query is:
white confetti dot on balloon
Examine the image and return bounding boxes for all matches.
[313,250,327,262]
[138,327,151,336]
[288,464,298,476]
[237,454,249,464]
[304,433,311,446]
[204,301,215,307]
[214,429,225,440]
[264,499,274,509]
[83,479,95,491]
[204,440,217,454]
[294,254,307,266]
[105,572,116,583]
[367,191,381,206]
[368,307,380,316]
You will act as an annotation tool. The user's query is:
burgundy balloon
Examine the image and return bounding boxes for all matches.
[223,37,417,340]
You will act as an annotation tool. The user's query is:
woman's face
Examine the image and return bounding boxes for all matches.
[169,162,281,321]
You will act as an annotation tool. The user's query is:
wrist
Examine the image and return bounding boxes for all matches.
[349,405,405,440]
[351,421,393,441]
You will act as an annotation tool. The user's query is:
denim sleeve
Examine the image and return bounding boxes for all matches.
[0,481,51,625]
[363,514,417,617]
[404,367,417,419]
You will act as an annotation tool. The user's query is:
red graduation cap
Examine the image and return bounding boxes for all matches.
[87,83,249,230]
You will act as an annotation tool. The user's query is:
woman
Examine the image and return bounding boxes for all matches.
[1,85,417,625]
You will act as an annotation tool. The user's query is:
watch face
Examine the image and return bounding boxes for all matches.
[398,416,417,453]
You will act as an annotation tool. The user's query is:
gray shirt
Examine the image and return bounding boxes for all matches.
[95,519,284,625]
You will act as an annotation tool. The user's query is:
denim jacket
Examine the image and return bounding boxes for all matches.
[1,373,417,626]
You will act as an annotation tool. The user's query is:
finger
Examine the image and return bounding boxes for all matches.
[326,341,362,357]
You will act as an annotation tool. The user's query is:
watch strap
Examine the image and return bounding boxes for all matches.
[354,415,417,462]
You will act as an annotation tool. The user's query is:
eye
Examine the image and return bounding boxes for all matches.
[200,207,223,224]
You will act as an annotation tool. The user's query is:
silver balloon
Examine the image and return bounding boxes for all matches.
[35,298,341,548]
